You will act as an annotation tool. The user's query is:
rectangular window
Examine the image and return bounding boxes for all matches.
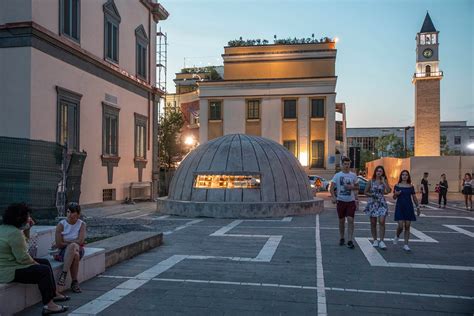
[134,114,147,159]
[209,101,222,120]
[283,99,297,119]
[311,99,325,118]
[194,174,260,189]
[454,136,461,145]
[335,121,343,141]
[283,140,296,156]
[57,87,81,152]
[102,188,116,201]
[105,20,119,62]
[247,100,260,119]
[136,42,147,79]
[60,0,80,41]
[311,140,325,169]
[102,104,119,156]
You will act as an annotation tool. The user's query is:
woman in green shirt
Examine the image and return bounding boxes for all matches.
[0,203,68,315]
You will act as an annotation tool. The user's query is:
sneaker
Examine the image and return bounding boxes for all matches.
[339,238,345,246]
[393,236,399,245]
[403,245,411,252]
[379,241,387,250]
[347,241,355,249]
[372,240,379,247]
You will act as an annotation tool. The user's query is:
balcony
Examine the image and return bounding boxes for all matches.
[413,71,443,79]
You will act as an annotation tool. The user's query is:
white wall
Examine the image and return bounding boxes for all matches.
[261,98,281,143]
[325,94,336,170]
[31,48,151,204]
[0,48,31,138]
[298,97,309,165]
[198,99,208,143]
[223,99,245,135]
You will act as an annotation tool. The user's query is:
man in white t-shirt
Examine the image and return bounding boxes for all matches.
[330,157,359,249]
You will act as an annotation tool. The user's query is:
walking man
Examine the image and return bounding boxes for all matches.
[330,157,360,249]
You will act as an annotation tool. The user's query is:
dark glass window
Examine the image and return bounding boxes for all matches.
[103,0,121,63]
[283,140,296,156]
[103,104,119,156]
[134,114,147,159]
[60,0,80,41]
[311,140,325,168]
[57,87,82,152]
[311,99,325,118]
[454,136,461,145]
[247,100,260,119]
[283,100,297,119]
[209,101,222,120]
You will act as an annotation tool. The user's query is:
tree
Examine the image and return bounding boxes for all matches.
[375,134,405,157]
[440,135,451,156]
[158,110,184,195]
[359,149,379,171]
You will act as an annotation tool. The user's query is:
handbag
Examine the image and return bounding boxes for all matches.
[435,184,440,193]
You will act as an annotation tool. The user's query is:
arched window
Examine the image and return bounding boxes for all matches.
[425,65,431,76]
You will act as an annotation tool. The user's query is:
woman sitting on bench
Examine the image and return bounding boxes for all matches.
[54,202,86,293]
[0,203,69,315]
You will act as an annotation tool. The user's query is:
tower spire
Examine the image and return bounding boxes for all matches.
[420,12,437,33]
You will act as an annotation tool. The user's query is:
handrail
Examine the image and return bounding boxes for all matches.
[413,71,443,78]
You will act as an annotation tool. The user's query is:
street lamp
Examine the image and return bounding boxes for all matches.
[467,142,474,151]
[184,135,195,146]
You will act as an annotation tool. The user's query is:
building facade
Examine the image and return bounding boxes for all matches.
[196,41,346,177]
[0,0,168,205]
[347,121,474,156]
[413,12,442,156]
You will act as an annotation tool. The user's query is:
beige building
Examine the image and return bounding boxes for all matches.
[197,41,346,177]
[0,0,168,205]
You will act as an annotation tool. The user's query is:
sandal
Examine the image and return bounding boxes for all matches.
[53,294,70,302]
[42,305,68,315]
[57,272,67,286]
[71,280,82,293]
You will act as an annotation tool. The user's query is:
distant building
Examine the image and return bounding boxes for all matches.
[0,0,169,205]
[347,121,474,156]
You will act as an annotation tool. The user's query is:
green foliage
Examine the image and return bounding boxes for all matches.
[227,36,333,47]
[440,135,452,156]
[359,149,379,171]
[158,110,185,169]
[375,134,405,157]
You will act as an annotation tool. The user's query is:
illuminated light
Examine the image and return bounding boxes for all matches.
[194,174,261,189]
[184,136,195,146]
[467,143,474,150]
[299,152,308,167]
[334,37,339,43]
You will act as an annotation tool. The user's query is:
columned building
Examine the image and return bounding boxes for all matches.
[0,0,168,205]
[197,41,345,176]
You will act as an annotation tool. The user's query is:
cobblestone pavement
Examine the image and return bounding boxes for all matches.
[20,196,474,315]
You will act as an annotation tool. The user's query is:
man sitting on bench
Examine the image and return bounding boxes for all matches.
[54,202,86,293]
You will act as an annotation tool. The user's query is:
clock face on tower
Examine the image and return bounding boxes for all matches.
[423,48,433,58]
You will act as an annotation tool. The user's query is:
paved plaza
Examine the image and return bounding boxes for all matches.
[20,195,474,315]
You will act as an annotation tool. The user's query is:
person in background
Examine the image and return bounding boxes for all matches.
[0,203,69,315]
[364,166,391,250]
[461,173,473,211]
[330,157,359,249]
[420,172,429,207]
[54,202,86,293]
[437,174,448,209]
[393,170,421,252]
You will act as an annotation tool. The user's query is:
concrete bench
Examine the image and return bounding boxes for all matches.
[0,247,105,316]
[29,225,56,257]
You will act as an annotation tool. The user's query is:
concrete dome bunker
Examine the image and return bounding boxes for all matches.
[157,134,324,218]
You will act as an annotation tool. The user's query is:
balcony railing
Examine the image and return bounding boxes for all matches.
[413,71,443,78]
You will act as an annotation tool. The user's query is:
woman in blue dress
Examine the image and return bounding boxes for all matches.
[393,170,421,252]
[364,166,391,250]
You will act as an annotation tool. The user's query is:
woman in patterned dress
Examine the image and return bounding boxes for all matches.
[364,166,391,250]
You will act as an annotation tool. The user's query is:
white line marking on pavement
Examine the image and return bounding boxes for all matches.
[108,210,143,218]
[162,219,203,236]
[355,237,474,271]
[423,205,441,210]
[444,225,474,238]
[99,275,474,301]
[127,212,154,219]
[429,202,470,212]
[156,215,170,219]
[420,214,474,221]
[315,214,327,315]
[210,220,284,262]
[70,255,187,315]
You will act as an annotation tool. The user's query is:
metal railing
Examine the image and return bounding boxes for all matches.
[413,71,443,78]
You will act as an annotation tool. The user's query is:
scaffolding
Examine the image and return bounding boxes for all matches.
[156,28,167,95]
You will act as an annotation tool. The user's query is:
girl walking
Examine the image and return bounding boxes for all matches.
[437,174,448,208]
[393,170,421,252]
[364,166,391,250]
[462,173,473,211]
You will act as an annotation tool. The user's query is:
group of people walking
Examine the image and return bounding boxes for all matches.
[330,158,473,252]
[0,202,86,315]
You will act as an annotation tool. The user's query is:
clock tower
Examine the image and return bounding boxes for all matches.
[413,12,442,156]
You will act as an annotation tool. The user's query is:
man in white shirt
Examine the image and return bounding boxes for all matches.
[330,157,359,249]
